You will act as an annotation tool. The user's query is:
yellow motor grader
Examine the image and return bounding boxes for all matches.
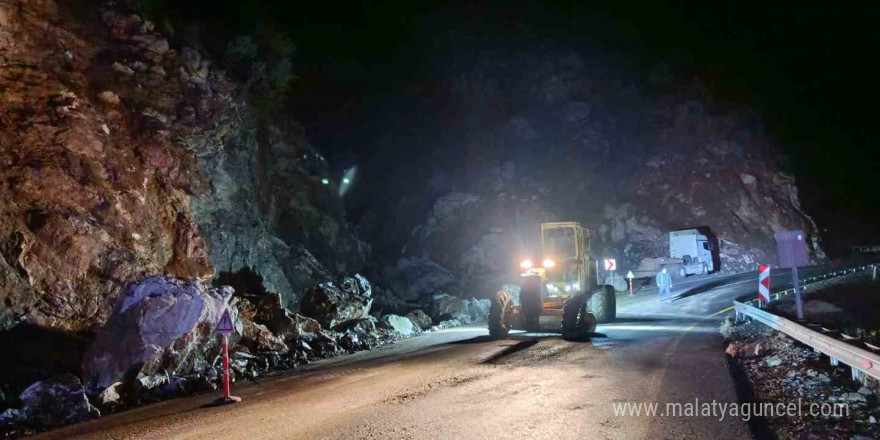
[489,222,616,339]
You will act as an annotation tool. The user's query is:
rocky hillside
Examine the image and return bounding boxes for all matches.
[358,47,823,302]
[0,2,426,432]
[0,0,368,333]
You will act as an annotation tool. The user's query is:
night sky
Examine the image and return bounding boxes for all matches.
[168,0,880,250]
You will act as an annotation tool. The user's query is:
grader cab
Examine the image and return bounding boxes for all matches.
[488,222,616,339]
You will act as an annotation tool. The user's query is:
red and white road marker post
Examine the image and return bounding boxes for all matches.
[757,265,771,307]
[214,309,241,405]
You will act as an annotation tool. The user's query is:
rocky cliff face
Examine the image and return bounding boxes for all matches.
[362,48,822,300]
[0,1,366,332]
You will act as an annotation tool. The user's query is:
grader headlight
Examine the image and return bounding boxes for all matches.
[542,258,556,269]
[520,259,534,270]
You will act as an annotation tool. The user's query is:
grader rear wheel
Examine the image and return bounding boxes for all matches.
[489,290,513,339]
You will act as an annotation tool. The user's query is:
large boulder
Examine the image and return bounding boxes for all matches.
[269,310,322,342]
[335,318,380,352]
[82,276,238,392]
[240,316,288,353]
[300,275,372,329]
[382,315,417,337]
[14,374,100,427]
[405,309,433,329]
[249,292,321,342]
[255,292,285,323]
[468,298,492,322]
[431,294,472,324]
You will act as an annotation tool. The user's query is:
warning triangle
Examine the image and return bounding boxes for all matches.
[215,309,235,334]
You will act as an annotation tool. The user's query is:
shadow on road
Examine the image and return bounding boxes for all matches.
[562,331,608,342]
[449,335,497,344]
[480,339,539,364]
[605,317,668,324]
[673,278,735,301]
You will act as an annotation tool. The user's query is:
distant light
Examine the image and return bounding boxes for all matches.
[543,259,556,269]
[520,259,533,269]
[321,178,329,185]
[338,166,358,197]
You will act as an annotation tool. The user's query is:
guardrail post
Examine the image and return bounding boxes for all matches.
[852,368,867,384]
[830,357,840,367]
[873,264,877,281]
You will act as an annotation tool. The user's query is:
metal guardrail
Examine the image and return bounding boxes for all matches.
[738,265,873,307]
[734,264,879,384]
[852,245,880,253]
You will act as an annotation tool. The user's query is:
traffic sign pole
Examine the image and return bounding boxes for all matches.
[213,309,241,405]
[222,333,232,400]
[792,265,804,320]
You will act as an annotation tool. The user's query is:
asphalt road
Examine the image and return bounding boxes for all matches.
[34,264,868,440]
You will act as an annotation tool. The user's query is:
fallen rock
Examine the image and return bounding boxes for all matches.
[82,276,238,392]
[241,316,288,353]
[96,382,124,407]
[97,90,120,105]
[300,275,373,329]
[0,408,23,426]
[255,292,285,323]
[432,294,471,324]
[765,356,783,367]
[435,318,463,330]
[382,315,416,337]
[303,331,344,358]
[334,317,377,336]
[159,377,189,397]
[135,373,169,395]
[335,318,381,352]
[270,310,322,341]
[842,392,868,403]
[725,342,739,357]
[469,298,491,321]
[17,374,100,427]
[405,309,433,329]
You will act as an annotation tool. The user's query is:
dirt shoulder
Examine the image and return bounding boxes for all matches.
[722,317,879,439]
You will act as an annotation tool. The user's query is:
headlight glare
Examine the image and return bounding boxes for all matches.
[542,258,556,268]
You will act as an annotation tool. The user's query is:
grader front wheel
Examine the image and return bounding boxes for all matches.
[562,292,597,340]
[589,285,616,324]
